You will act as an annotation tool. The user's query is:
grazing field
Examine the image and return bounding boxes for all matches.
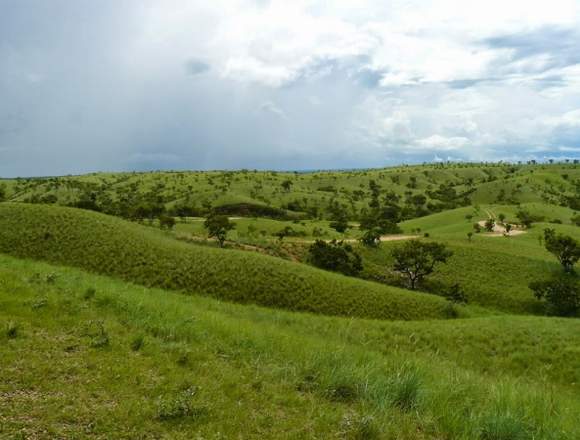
[0,203,454,321]
[1,162,579,438]
[1,254,579,439]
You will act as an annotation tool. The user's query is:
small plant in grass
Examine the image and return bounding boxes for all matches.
[84,321,110,348]
[83,287,96,300]
[467,232,473,242]
[504,223,512,236]
[130,334,145,352]
[5,321,18,339]
[341,413,380,440]
[473,223,482,233]
[389,366,421,411]
[156,387,207,422]
[30,297,48,310]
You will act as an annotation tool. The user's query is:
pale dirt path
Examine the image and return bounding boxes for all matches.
[477,219,527,237]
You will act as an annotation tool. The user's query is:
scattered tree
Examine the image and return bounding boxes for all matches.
[281,180,293,192]
[467,232,473,242]
[484,218,495,232]
[529,275,579,316]
[308,240,363,276]
[391,240,453,289]
[444,283,468,305]
[360,228,382,247]
[204,214,235,247]
[544,228,580,273]
[504,223,512,235]
[159,215,176,230]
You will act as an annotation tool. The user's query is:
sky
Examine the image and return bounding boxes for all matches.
[1,0,580,177]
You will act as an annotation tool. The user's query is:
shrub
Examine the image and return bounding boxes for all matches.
[5,321,18,339]
[156,387,207,422]
[83,287,96,300]
[308,240,363,276]
[130,334,145,352]
[529,275,579,317]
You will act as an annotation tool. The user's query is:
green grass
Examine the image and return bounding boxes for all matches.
[5,163,580,220]
[0,203,453,321]
[1,254,578,438]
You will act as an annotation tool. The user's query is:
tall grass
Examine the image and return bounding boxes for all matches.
[0,203,451,321]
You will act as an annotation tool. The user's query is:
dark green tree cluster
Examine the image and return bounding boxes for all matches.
[308,240,363,276]
[529,228,580,316]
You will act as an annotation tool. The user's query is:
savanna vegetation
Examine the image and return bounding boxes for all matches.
[1,161,579,438]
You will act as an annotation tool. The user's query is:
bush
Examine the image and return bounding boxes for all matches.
[308,240,363,276]
[529,275,579,317]
[130,334,145,352]
[5,321,18,339]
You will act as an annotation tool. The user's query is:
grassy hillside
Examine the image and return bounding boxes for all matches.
[2,254,578,438]
[354,204,580,314]
[4,163,579,221]
[0,203,453,321]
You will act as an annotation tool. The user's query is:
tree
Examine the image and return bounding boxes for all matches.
[504,223,512,235]
[484,218,495,232]
[308,240,363,276]
[498,213,506,223]
[391,240,453,289]
[544,229,580,273]
[159,215,176,230]
[529,275,579,316]
[516,209,536,228]
[360,228,381,247]
[204,214,235,247]
[281,180,293,192]
[444,283,468,305]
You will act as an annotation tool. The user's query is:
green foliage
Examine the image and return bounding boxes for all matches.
[529,274,580,317]
[158,214,176,230]
[391,240,453,289]
[0,203,451,321]
[156,387,207,422]
[204,214,235,247]
[484,218,495,232]
[5,321,18,339]
[543,228,580,273]
[360,228,382,247]
[308,240,363,276]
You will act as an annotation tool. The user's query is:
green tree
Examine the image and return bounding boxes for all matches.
[281,180,293,192]
[391,240,453,290]
[204,214,235,247]
[529,275,579,316]
[308,240,363,276]
[360,228,381,247]
[484,218,495,232]
[159,215,176,230]
[544,229,580,273]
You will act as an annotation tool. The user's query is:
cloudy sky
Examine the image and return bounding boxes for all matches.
[1,0,580,176]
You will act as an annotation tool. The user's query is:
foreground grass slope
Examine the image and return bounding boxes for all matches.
[0,203,451,321]
[1,254,578,438]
